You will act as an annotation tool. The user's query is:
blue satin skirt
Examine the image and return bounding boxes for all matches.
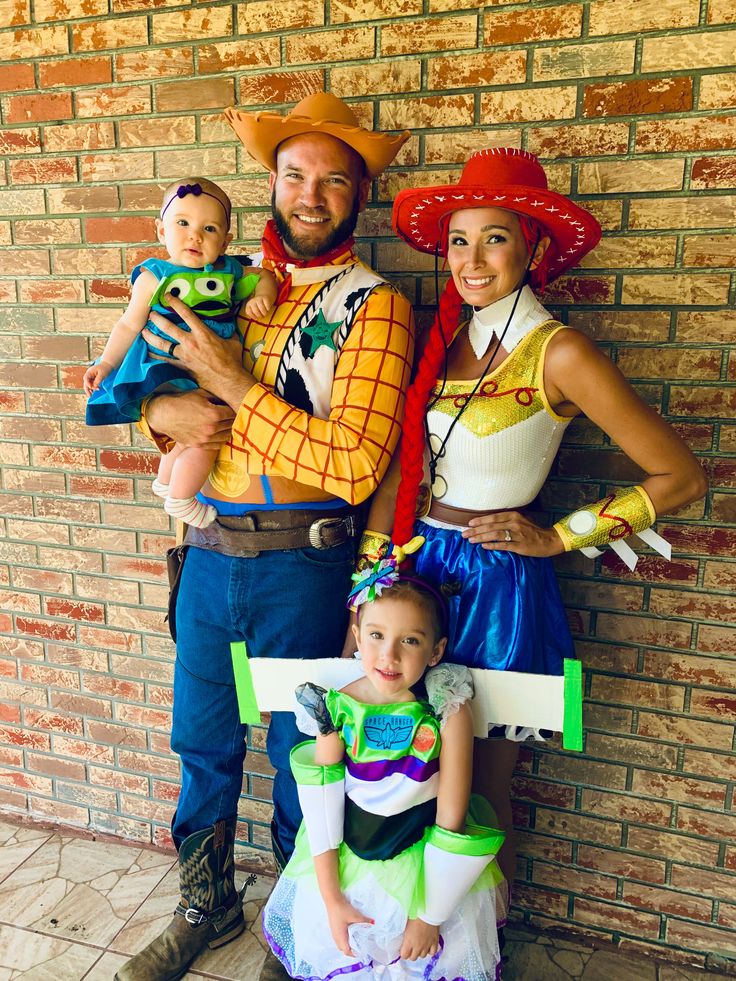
[414,520,574,677]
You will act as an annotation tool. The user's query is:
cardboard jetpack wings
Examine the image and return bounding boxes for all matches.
[230,643,583,751]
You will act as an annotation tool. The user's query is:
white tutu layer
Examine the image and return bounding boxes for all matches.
[263,869,501,981]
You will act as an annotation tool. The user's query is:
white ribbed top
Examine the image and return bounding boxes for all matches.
[425,292,571,515]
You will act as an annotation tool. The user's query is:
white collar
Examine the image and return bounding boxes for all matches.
[468,285,550,360]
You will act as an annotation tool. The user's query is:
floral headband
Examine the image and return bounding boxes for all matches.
[160,182,231,224]
[347,536,449,633]
[348,556,400,610]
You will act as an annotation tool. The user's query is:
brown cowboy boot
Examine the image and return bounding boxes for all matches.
[115,817,252,981]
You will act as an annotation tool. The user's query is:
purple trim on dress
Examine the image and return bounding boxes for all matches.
[346,754,440,783]
[427,933,501,981]
[263,917,499,981]
[262,923,368,979]
[423,934,444,980]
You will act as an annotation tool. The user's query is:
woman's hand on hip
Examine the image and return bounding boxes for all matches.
[462,510,563,557]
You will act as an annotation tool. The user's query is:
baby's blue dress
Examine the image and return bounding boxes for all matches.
[86,255,257,425]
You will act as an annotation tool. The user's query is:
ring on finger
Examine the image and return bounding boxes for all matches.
[167,340,177,358]
[504,528,512,542]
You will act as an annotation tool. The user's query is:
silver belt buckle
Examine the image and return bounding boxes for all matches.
[308,515,355,549]
[309,517,337,549]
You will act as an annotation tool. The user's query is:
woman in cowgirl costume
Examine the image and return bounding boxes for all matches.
[356,147,707,888]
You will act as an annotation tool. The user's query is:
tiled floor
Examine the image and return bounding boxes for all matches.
[0,814,732,980]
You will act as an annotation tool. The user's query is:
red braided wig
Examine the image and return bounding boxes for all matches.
[392,211,551,550]
[393,276,464,549]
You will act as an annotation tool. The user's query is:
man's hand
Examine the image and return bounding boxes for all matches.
[400,918,440,961]
[324,894,373,958]
[144,294,256,411]
[146,389,235,451]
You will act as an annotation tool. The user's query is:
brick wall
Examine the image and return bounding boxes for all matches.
[1,0,734,969]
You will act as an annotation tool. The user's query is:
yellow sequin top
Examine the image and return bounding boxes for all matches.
[426,319,571,512]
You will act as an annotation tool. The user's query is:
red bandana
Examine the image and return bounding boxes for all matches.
[260,219,355,271]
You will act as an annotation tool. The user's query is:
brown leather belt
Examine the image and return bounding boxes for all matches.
[427,500,520,527]
[184,507,357,557]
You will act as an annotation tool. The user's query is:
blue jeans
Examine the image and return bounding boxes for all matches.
[170,542,353,857]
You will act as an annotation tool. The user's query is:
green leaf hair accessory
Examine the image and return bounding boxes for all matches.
[347,556,399,611]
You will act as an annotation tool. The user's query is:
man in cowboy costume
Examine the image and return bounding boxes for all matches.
[116,93,413,981]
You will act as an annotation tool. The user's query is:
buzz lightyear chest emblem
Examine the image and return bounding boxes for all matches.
[363,714,415,751]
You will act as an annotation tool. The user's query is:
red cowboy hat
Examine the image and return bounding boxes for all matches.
[392,147,601,282]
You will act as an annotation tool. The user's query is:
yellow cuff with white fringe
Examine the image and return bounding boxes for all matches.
[553,485,670,571]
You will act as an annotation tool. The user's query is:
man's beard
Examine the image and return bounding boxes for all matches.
[271,192,360,259]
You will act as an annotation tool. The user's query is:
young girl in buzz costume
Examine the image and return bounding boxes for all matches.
[262,543,506,980]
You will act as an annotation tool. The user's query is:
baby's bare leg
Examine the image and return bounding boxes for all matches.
[169,445,218,500]
[157,443,185,485]
[163,446,219,528]
[152,444,186,498]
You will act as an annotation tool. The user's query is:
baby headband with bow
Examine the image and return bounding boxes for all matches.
[160,183,231,224]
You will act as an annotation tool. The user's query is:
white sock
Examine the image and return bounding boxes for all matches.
[151,478,170,498]
[164,496,217,528]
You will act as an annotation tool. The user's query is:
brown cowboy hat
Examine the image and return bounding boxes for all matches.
[392,147,601,283]
[224,92,410,180]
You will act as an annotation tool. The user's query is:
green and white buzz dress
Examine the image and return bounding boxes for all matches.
[262,667,505,980]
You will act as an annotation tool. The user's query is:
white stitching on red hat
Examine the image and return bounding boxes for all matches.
[401,146,600,275]
[478,147,538,162]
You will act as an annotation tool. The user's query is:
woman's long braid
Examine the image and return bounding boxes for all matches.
[393,277,464,550]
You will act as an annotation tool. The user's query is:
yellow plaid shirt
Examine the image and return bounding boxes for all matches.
[141,246,414,507]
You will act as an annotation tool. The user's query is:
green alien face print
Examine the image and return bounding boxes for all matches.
[149,268,253,318]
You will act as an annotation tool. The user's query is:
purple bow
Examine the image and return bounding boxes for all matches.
[176,183,202,199]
